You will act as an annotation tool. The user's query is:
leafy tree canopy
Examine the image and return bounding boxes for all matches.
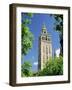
[52,14,63,33]
[38,56,63,76]
[21,61,32,77]
[21,13,34,55]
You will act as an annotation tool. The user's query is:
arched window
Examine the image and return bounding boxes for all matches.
[42,36,46,40]
[46,46,48,54]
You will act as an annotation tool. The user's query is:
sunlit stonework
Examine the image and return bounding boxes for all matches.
[38,23,52,70]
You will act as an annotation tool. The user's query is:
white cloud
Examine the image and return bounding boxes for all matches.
[55,48,60,57]
[33,62,38,66]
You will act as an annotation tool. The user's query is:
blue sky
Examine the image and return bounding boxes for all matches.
[21,13,60,72]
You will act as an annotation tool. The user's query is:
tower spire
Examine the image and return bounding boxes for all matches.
[42,23,47,34]
[42,23,46,29]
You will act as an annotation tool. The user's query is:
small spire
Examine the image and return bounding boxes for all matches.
[42,23,47,34]
[42,23,46,30]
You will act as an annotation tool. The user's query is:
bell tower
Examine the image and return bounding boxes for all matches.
[38,23,52,70]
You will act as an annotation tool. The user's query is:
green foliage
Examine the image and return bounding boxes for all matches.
[23,19,31,25]
[51,14,63,56]
[21,13,34,55]
[26,13,33,17]
[38,56,63,76]
[23,13,33,25]
[54,15,63,55]
[21,56,63,77]
[21,13,34,77]
[21,61,32,77]
[54,14,63,33]
[22,25,34,55]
